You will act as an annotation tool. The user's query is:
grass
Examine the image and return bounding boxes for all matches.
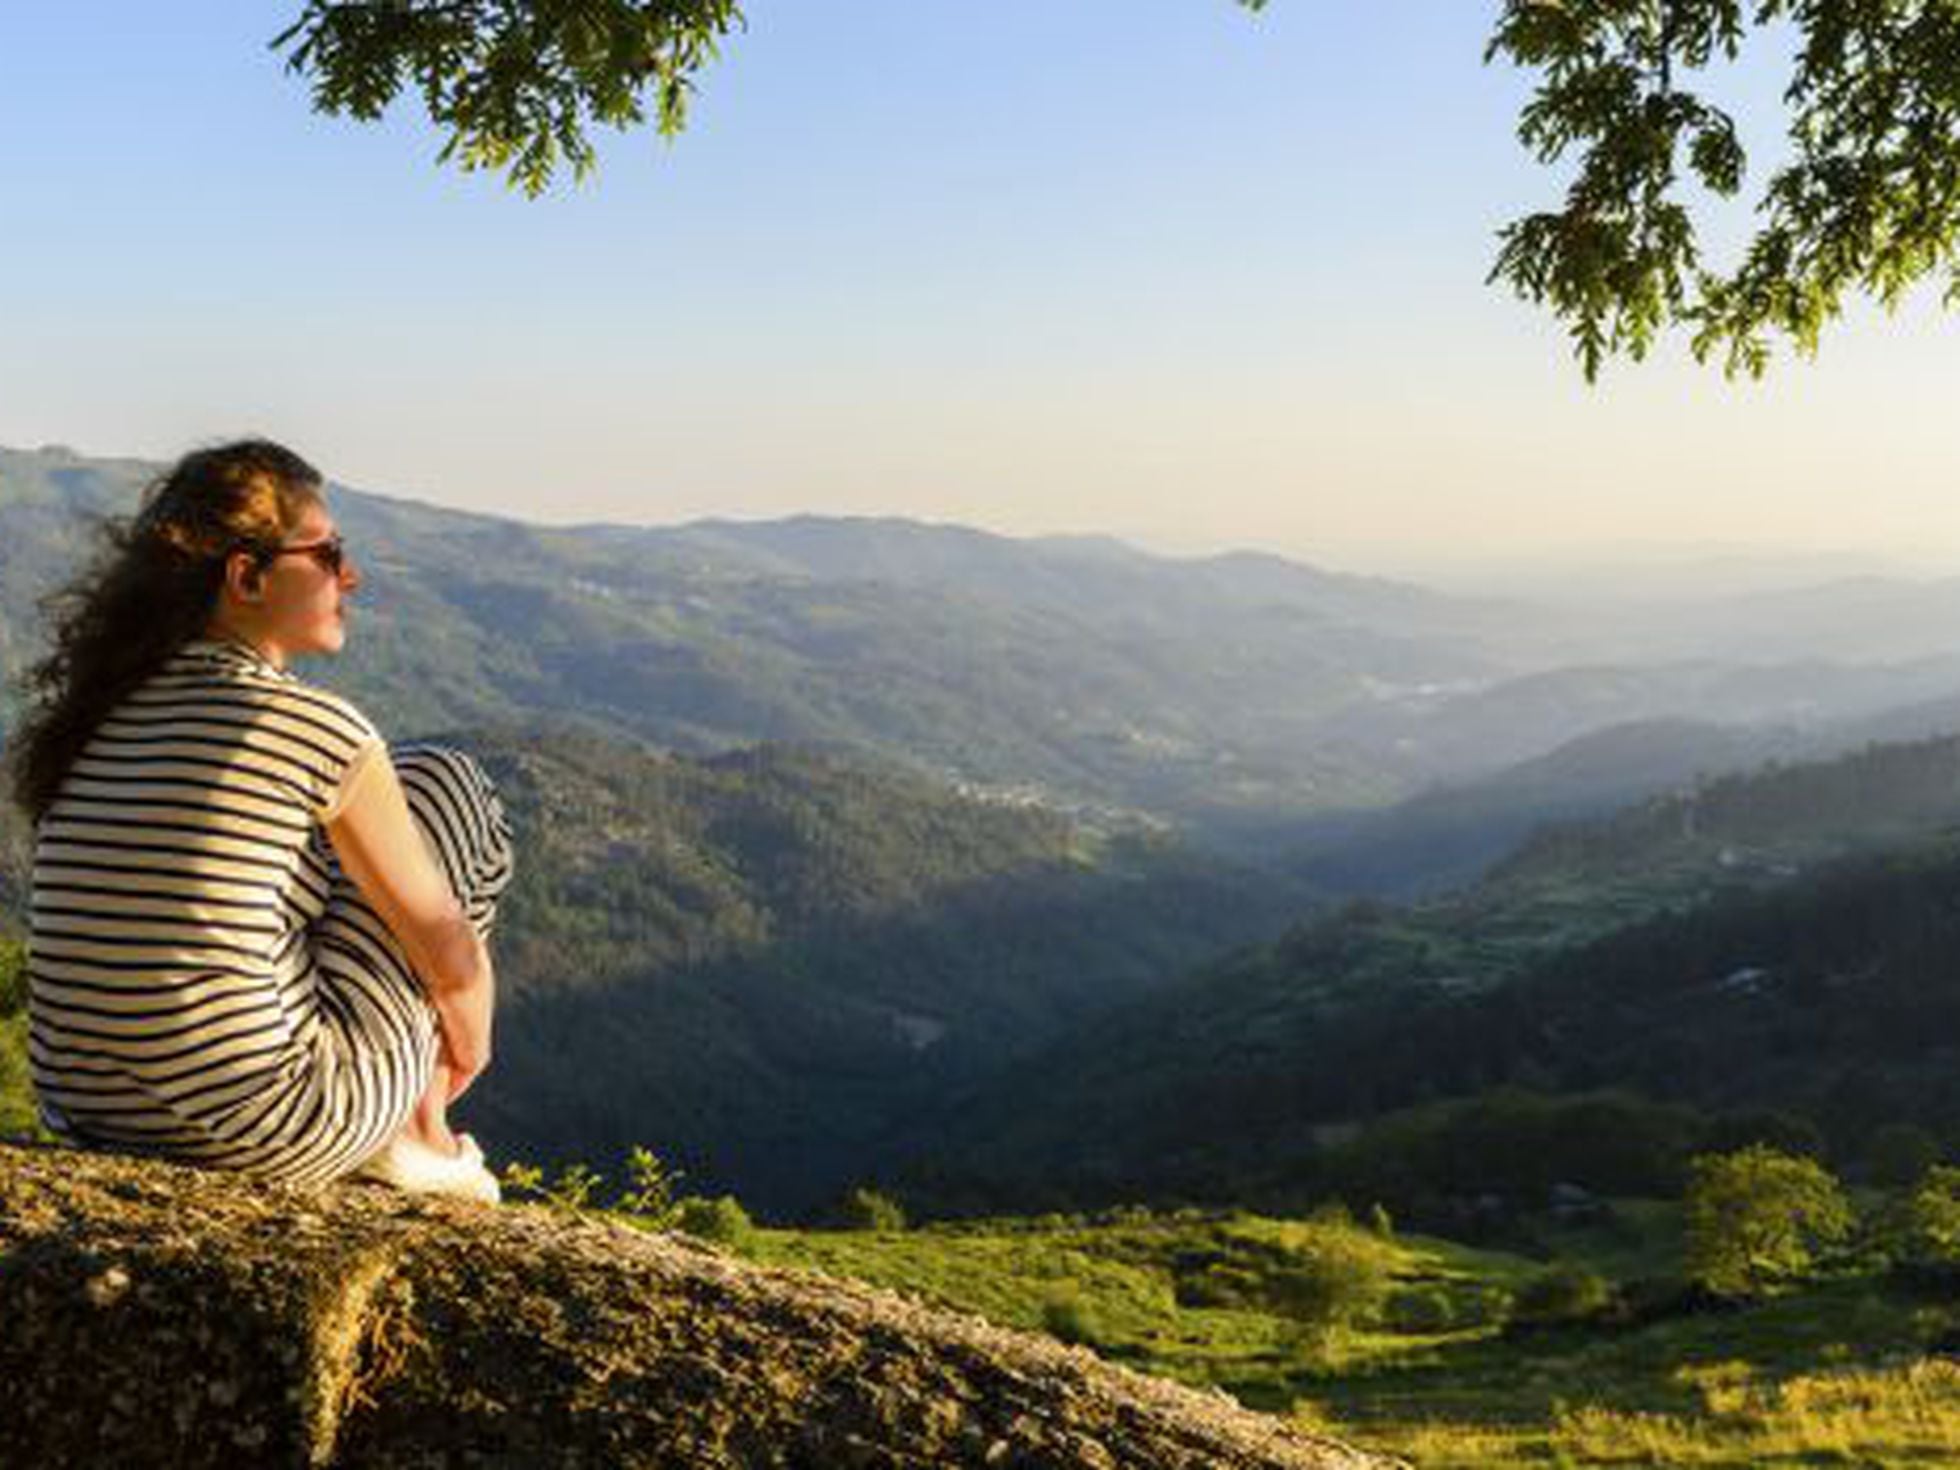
[672,1199,1960,1468]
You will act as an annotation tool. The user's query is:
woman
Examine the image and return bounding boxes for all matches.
[11,439,510,1202]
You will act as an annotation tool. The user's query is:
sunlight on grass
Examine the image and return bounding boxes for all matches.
[709,1203,1960,1469]
[1548,1359,1960,1466]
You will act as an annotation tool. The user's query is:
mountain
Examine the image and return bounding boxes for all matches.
[18,444,1960,842]
[910,731,1960,1208]
[0,446,1515,831]
[1272,717,1802,896]
[1304,656,1960,786]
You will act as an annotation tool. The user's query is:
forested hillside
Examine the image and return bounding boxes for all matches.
[912,733,1960,1213]
[461,732,1311,1210]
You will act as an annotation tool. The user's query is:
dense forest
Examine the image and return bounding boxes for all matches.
[907,735,1960,1220]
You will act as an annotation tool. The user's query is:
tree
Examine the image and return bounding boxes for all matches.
[1683,1144,1853,1297]
[273,3,1959,378]
[1484,1,1960,380]
[1897,1163,1960,1268]
[273,0,743,196]
[837,1185,907,1232]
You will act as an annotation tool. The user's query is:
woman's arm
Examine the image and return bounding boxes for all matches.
[324,748,495,1100]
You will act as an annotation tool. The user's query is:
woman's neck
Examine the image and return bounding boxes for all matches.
[200,615,286,670]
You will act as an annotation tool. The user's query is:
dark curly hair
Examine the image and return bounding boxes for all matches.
[10,440,325,821]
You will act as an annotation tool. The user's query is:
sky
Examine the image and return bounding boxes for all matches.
[1,3,1955,577]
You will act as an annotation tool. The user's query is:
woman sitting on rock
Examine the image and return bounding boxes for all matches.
[11,440,510,1202]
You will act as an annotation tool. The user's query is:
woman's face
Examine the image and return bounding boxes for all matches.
[233,496,361,664]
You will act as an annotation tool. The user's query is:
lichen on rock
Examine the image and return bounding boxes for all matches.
[0,1141,1401,1469]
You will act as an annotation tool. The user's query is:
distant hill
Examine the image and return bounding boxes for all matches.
[910,731,1960,1208]
[0,446,1511,831]
[1273,717,1802,896]
[1305,656,1960,786]
[17,444,1960,840]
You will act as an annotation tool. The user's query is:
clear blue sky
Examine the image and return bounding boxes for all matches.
[1,3,1954,572]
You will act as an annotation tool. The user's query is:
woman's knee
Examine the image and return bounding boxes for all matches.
[388,744,514,924]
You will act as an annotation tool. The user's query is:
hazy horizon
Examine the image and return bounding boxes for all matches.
[14,436,1959,603]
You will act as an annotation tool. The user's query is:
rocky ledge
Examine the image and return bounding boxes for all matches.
[0,1142,1400,1469]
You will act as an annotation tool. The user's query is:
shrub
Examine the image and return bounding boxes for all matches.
[1896,1165,1960,1272]
[615,1145,684,1226]
[500,1159,604,1212]
[671,1194,755,1244]
[1267,1231,1393,1346]
[839,1186,907,1232]
[1684,1145,1853,1297]
[1513,1261,1612,1326]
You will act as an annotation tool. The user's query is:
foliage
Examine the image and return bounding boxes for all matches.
[1266,1256,1383,1348]
[1264,1217,1397,1348]
[1487,0,1960,379]
[1513,1260,1613,1326]
[1381,1280,1512,1335]
[0,1013,34,1139]
[274,0,744,196]
[501,1144,694,1223]
[670,1193,755,1244]
[837,1186,908,1233]
[270,5,1956,373]
[1895,1164,1960,1269]
[934,808,1960,1214]
[1038,1283,1108,1348]
[500,1157,606,1212]
[1544,1358,1960,1469]
[615,1145,685,1226]
[1683,1146,1852,1297]
[0,938,22,1016]
[0,941,34,1138]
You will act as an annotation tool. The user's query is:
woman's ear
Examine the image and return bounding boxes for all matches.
[221,549,266,606]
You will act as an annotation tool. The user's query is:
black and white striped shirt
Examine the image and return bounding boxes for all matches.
[28,637,384,1173]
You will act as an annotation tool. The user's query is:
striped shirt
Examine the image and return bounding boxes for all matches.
[28,637,387,1176]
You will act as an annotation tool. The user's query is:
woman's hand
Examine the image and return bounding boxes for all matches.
[431,948,494,1102]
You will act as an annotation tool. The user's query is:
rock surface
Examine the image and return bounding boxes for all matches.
[0,1142,1401,1469]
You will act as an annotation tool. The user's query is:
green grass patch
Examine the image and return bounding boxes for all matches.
[689,1200,1960,1468]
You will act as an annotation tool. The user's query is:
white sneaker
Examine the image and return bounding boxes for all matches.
[354,1131,502,1205]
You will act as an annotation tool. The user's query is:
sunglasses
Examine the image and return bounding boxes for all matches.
[260,533,347,577]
